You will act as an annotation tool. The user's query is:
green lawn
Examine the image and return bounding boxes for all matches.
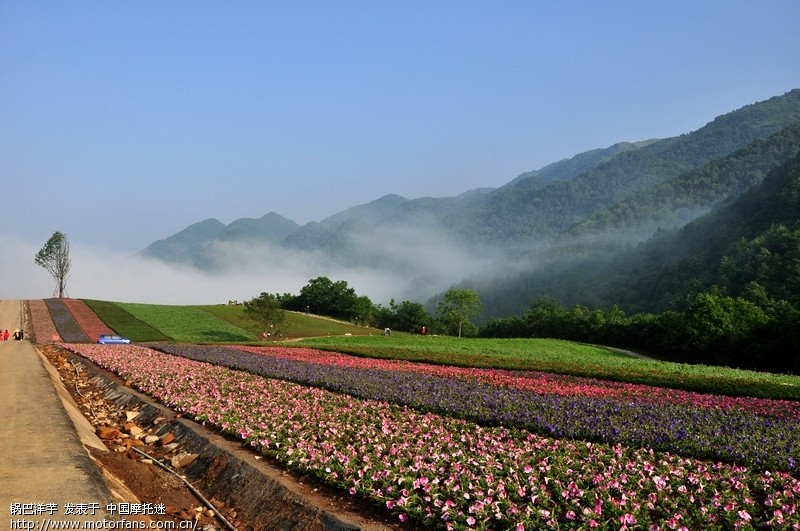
[198,305,378,339]
[86,300,380,343]
[115,302,255,343]
[83,299,169,342]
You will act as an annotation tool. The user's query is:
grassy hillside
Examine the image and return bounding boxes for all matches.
[83,299,170,342]
[115,302,255,343]
[83,300,379,343]
[199,305,378,339]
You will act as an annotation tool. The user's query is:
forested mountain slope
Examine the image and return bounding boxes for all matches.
[568,122,800,237]
[141,218,227,266]
[473,150,800,318]
[608,149,800,312]
[455,89,800,245]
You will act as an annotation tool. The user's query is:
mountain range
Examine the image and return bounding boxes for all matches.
[141,89,800,318]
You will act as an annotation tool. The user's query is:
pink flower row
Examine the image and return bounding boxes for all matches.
[26,299,60,343]
[236,345,800,420]
[64,343,800,529]
[61,298,114,342]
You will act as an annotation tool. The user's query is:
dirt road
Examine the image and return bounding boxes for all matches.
[0,300,118,526]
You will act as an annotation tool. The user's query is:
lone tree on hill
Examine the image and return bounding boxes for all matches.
[437,288,482,338]
[35,231,71,298]
[244,292,286,338]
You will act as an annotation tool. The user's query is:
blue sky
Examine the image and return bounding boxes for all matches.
[1,2,799,266]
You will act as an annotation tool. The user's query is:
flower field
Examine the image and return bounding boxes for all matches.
[63,343,800,529]
[43,298,91,342]
[26,299,60,343]
[61,298,115,342]
[296,336,800,401]
[151,344,800,475]
[232,345,800,420]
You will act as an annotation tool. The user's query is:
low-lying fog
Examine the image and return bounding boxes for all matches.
[1,229,494,306]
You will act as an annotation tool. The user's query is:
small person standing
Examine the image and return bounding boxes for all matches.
[2,329,9,341]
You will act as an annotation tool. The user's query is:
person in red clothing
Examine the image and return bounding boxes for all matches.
[2,330,9,340]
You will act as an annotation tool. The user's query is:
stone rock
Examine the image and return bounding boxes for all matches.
[124,411,139,422]
[123,422,144,438]
[158,432,175,446]
[209,499,225,509]
[96,426,121,440]
[144,435,160,444]
[171,451,198,469]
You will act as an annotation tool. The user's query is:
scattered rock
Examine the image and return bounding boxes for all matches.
[124,422,144,438]
[96,426,121,440]
[171,451,198,469]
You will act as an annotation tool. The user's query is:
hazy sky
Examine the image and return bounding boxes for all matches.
[2,1,799,303]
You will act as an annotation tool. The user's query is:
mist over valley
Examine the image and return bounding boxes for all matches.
[137,90,800,320]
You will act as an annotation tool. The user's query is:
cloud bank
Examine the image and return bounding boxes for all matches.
[2,228,492,307]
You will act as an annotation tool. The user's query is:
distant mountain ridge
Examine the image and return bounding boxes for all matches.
[140,89,800,314]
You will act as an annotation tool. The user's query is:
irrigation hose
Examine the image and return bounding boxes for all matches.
[130,446,237,531]
[69,360,99,422]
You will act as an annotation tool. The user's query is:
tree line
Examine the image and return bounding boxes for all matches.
[480,293,799,375]
[244,275,798,375]
[244,276,481,338]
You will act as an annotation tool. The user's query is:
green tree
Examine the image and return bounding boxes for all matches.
[293,276,371,320]
[684,293,768,353]
[524,297,566,338]
[378,299,430,333]
[393,300,430,333]
[244,292,286,338]
[437,289,481,337]
[351,295,376,326]
[35,231,71,298]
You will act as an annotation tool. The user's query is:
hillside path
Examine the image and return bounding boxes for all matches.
[0,300,118,525]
